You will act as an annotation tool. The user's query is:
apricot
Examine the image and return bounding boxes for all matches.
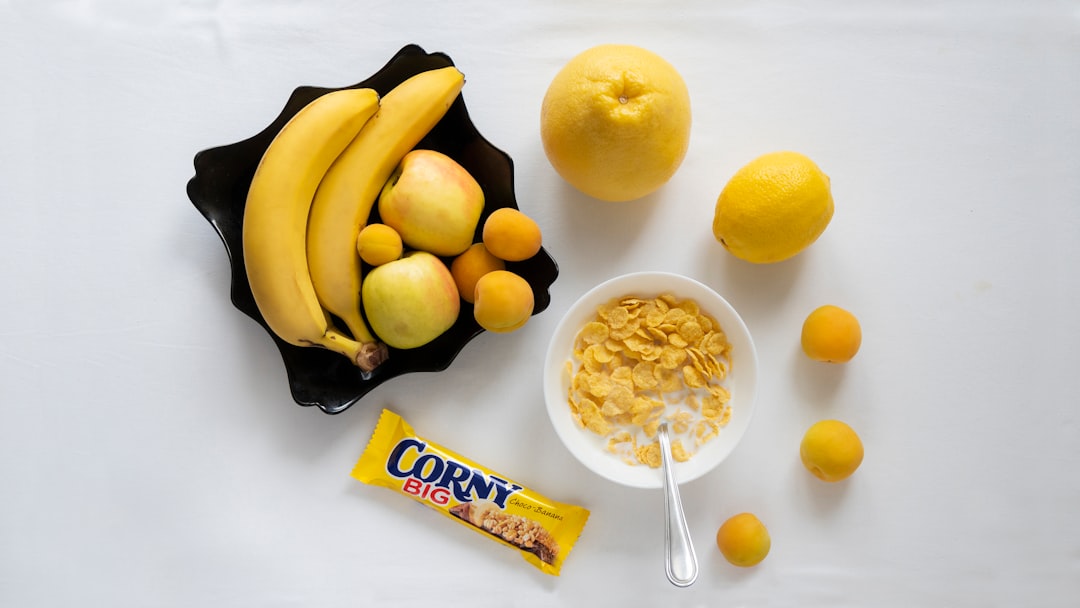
[473,270,534,333]
[800,419,864,482]
[356,223,403,266]
[450,243,506,304]
[716,513,771,567]
[482,208,542,262]
[801,304,862,363]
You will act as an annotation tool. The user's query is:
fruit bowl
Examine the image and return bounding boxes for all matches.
[542,272,757,489]
[187,44,559,414]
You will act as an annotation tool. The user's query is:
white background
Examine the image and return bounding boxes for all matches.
[3,1,1079,606]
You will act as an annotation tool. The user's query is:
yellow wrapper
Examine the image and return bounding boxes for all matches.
[352,409,590,576]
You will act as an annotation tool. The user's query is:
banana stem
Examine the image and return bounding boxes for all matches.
[357,342,390,373]
[341,316,388,372]
[305,329,388,373]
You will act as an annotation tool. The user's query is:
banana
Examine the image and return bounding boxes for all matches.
[307,66,465,364]
[242,87,382,368]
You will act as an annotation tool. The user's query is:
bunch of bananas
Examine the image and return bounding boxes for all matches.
[241,66,466,373]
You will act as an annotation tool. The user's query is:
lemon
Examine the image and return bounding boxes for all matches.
[800,420,864,482]
[801,305,862,363]
[540,44,692,202]
[715,512,771,567]
[712,151,833,263]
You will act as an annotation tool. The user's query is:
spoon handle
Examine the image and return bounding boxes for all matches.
[659,423,698,587]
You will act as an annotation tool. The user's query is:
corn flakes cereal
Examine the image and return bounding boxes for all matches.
[635,441,662,468]
[632,361,658,390]
[670,440,690,463]
[579,321,610,345]
[566,293,734,467]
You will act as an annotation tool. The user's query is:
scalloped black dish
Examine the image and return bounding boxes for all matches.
[187,44,559,414]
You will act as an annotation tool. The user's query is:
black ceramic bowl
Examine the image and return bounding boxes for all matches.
[187,44,559,414]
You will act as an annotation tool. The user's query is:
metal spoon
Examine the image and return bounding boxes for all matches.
[658,422,698,587]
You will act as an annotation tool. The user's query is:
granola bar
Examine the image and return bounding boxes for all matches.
[449,500,559,565]
[352,409,590,576]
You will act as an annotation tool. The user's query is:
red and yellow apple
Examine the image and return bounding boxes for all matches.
[362,251,460,349]
[378,149,485,257]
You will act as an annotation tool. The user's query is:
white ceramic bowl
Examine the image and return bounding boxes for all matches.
[543,272,758,489]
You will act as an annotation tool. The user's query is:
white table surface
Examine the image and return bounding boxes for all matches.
[3,1,1079,606]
